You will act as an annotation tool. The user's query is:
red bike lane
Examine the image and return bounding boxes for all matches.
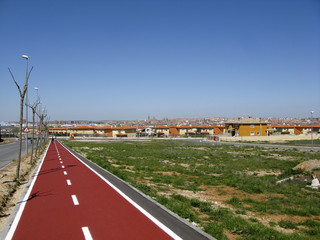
[7,141,176,240]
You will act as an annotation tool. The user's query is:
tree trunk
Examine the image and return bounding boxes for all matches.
[30,111,35,164]
[17,97,24,179]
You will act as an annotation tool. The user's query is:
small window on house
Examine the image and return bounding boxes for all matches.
[250,125,255,128]
[250,132,255,136]
[257,132,260,135]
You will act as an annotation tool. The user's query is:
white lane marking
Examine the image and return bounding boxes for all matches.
[67,180,71,185]
[62,165,65,169]
[60,161,63,164]
[64,171,67,175]
[62,143,182,240]
[82,227,93,240]
[4,144,51,240]
[71,195,79,205]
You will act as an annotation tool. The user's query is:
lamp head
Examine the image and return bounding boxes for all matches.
[22,55,29,59]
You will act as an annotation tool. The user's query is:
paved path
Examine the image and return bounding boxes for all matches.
[0,141,33,169]
[4,141,213,240]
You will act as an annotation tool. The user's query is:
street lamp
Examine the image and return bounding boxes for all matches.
[311,111,314,150]
[22,55,29,153]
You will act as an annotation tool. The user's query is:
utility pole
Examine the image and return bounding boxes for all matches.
[22,55,29,155]
[311,111,314,150]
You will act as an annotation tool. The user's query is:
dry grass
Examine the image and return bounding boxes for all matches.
[0,145,47,231]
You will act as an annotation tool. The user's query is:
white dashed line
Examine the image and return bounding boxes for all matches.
[60,161,63,164]
[64,171,67,175]
[62,165,65,169]
[67,180,71,185]
[71,195,79,205]
[82,227,93,240]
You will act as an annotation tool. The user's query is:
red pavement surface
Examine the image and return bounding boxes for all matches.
[10,141,174,240]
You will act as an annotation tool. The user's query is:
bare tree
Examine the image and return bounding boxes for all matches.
[8,66,33,179]
[27,98,40,164]
[36,109,47,154]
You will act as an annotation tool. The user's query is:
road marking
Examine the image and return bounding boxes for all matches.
[62,165,65,169]
[82,227,93,240]
[71,195,79,205]
[67,180,71,185]
[60,161,63,164]
[64,171,67,175]
[62,142,182,240]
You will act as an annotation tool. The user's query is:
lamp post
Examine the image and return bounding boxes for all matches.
[311,111,314,150]
[22,55,29,153]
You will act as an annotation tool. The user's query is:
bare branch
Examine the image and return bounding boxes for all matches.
[27,98,40,112]
[27,66,34,81]
[8,68,22,97]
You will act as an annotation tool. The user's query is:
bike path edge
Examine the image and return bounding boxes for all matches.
[62,142,216,240]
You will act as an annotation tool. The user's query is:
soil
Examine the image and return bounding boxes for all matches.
[293,160,320,173]
[155,183,317,235]
[0,146,46,232]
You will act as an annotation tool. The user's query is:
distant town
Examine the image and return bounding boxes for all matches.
[1,116,319,139]
[1,116,320,128]
[1,115,319,127]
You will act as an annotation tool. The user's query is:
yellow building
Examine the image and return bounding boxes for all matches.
[152,125,170,136]
[225,117,268,137]
[70,126,94,136]
[112,126,137,138]
[95,126,112,137]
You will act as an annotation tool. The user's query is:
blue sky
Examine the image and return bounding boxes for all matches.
[1,0,319,121]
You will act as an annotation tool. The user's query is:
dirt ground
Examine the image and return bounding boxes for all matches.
[0,146,46,231]
[137,163,320,237]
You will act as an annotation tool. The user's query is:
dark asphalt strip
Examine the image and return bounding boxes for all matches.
[61,142,216,240]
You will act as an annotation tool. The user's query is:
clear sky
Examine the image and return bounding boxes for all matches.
[1,0,319,121]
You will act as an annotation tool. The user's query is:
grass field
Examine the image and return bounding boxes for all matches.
[63,139,320,240]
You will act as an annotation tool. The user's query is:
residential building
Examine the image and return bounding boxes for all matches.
[225,117,268,137]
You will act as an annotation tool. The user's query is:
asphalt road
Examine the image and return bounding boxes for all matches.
[0,141,34,169]
[4,141,214,240]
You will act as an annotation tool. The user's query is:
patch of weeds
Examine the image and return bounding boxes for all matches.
[133,183,157,198]
[269,221,278,227]
[204,222,228,240]
[299,219,320,237]
[235,209,246,215]
[300,219,320,228]
[248,217,259,223]
[226,197,244,208]
[278,220,298,230]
